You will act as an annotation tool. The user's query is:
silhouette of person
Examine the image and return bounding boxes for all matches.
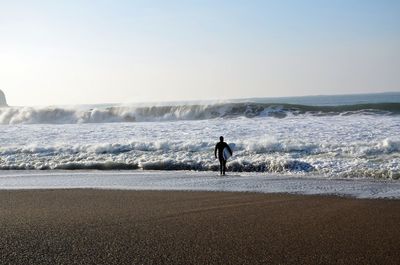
[214,136,233,175]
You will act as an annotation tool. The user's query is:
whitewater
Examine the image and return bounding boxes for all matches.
[0,93,399,182]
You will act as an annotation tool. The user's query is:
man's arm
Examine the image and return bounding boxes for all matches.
[214,144,218,159]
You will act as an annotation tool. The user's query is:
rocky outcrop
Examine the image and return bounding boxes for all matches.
[0,90,7,106]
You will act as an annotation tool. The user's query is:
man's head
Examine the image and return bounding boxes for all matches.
[220,136,224,142]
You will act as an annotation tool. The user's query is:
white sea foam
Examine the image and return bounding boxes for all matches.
[0,113,399,179]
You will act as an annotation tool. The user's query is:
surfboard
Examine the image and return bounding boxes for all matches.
[223,147,232,160]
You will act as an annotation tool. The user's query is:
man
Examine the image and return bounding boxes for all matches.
[214,136,233,175]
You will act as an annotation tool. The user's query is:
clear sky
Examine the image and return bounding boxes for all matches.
[1,0,399,106]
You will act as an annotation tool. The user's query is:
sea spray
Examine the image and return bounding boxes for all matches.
[1,102,400,124]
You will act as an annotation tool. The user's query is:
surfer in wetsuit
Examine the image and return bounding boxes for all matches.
[215,136,232,175]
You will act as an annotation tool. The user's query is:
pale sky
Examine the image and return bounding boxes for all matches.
[1,0,399,106]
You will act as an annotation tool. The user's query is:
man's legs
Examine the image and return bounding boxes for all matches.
[222,159,227,175]
[219,158,224,175]
[219,159,227,175]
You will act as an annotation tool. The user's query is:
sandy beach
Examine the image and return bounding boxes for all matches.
[1,189,399,265]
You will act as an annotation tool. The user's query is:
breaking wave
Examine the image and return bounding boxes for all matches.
[1,96,399,180]
[0,138,399,179]
[1,102,399,124]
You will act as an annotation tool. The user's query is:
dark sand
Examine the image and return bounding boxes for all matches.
[1,190,400,265]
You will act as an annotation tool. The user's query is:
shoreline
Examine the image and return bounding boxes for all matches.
[1,170,399,199]
[1,189,400,264]
[1,187,399,201]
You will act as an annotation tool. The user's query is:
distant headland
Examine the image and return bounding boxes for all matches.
[0,89,7,106]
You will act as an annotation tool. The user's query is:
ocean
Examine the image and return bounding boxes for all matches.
[0,92,399,180]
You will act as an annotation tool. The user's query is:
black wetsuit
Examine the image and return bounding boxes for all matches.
[214,142,232,175]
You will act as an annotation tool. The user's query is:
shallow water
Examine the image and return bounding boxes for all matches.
[0,170,399,199]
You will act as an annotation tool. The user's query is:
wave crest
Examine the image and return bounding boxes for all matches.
[1,102,399,124]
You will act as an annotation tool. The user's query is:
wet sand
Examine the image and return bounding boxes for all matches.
[1,189,399,265]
